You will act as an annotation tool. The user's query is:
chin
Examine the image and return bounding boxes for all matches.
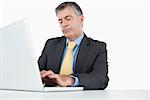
[64,32,71,37]
[64,33,74,40]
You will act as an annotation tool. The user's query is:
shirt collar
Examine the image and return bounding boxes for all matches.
[66,33,84,47]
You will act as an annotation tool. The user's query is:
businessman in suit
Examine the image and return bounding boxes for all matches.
[38,1,109,90]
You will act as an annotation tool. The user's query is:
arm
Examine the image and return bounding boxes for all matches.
[74,43,109,90]
[38,40,49,71]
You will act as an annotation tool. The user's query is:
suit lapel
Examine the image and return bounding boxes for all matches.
[54,37,66,73]
[75,35,90,73]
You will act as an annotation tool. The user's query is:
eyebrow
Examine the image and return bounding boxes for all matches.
[58,15,72,21]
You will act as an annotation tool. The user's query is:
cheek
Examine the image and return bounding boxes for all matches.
[60,25,64,30]
[59,24,62,28]
[74,22,81,30]
[72,20,80,27]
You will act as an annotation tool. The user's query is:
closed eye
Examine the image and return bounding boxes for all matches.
[65,16,72,21]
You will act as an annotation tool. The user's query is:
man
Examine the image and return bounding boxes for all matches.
[38,1,109,90]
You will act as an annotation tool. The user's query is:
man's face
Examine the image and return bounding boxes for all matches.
[57,7,84,40]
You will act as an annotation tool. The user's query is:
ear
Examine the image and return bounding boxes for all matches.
[80,15,84,23]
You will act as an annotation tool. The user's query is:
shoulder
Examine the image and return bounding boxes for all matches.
[47,36,65,43]
[86,36,107,48]
[45,36,65,46]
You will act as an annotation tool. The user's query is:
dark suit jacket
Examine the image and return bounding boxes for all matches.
[38,34,109,90]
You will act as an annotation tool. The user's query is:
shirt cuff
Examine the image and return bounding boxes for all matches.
[70,75,80,86]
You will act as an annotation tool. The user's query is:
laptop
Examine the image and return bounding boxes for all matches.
[0,19,83,92]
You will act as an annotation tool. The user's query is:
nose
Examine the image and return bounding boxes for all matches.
[62,20,68,28]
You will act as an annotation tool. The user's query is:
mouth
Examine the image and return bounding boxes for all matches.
[63,28,72,34]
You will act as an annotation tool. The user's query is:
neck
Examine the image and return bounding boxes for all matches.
[68,31,83,41]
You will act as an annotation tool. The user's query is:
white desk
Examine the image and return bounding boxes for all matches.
[0,90,149,100]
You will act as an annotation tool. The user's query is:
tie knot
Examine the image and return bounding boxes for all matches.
[68,41,76,50]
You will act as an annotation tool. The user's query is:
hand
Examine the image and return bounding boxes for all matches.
[48,74,75,87]
[40,70,57,86]
[40,70,75,87]
[40,70,54,78]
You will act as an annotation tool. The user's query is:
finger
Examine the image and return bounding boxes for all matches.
[40,70,47,78]
[44,70,55,77]
[48,74,65,86]
[47,70,55,75]
[40,70,46,74]
[41,70,55,78]
[48,74,59,79]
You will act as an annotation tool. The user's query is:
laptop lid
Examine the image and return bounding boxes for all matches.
[0,19,43,91]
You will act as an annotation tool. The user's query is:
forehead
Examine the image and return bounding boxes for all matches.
[57,7,77,19]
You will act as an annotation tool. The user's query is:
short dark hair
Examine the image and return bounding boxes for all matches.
[55,1,83,16]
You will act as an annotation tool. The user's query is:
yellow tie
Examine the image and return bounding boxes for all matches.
[60,41,76,75]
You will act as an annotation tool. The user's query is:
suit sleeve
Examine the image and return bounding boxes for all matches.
[38,40,49,71]
[74,43,109,90]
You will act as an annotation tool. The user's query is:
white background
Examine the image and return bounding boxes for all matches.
[0,0,149,90]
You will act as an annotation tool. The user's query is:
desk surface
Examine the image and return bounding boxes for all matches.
[0,90,149,100]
